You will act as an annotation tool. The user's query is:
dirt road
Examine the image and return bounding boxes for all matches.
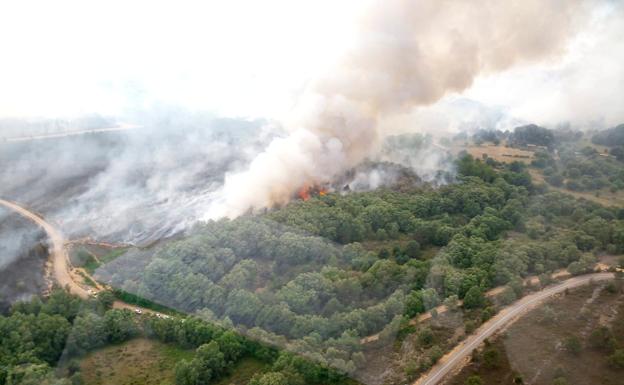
[360,269,572,344]
[0,198,165,318]
[0,198,89,298]
[2,123,140,142]
[414,272,615,385]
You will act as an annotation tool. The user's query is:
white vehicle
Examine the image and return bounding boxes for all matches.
[134,308,142,315]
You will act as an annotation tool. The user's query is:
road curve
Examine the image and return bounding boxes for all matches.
[414,272,615,385]
[0,198,89,299]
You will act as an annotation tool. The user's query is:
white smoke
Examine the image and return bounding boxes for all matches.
[207,0,593,218]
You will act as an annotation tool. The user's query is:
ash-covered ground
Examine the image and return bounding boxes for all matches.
[0,207,47,312]
[0,113,451,247]
[0,114,278,246]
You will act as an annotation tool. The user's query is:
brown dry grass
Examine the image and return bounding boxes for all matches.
[454,144,535,164]
[448,283,624,385]
[530,169,624,207]
[80,338,194,385]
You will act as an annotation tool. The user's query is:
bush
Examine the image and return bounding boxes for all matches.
[428,345,443,365]
[553,377,568,385]
[564,336,581,355]
[405,241,421,258]
[609,349,624,369]
[481,307,496,322]
[466,375,483,385]
[482,348,501,369]
[588,326,616,351]
[417,328,434,347]
[463,286,485,309]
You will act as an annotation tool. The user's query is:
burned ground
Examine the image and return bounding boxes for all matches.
[0,208,47,312]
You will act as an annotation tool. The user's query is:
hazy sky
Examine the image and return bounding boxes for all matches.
[0,0,364,118]
[0,0,622,128]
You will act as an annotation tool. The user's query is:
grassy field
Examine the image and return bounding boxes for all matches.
[455,143,535,164]
[530,169,624,207]
[80,338,194,385]
[449,281,624,385]
[457,142,624,207]
[80,339,275,385]
[213,357,269,385]
[70,244,129,274]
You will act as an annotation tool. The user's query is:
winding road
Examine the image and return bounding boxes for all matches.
[414,272,615,385]
[1,198,617,385]
[0,198,89,298]
[0,198,161,316]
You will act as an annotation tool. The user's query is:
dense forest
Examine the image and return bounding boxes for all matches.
[592,124,624,147]
[6,125,624,384]
[508,124,555,148]
[0,288,351,385]
[522,123,624,193]
[95,147,624,375]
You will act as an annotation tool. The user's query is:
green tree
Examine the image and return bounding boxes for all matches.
[405,241,421,258]
[405,290,424,317]
[216,331,243,363]
[248,372,289,385]
[66,313,107,354]
[96,290,115,311]
[463,286,485,309]
[104,309,138,343]
[195,341,226,380]
[174,360,199,385]
[417,328,434,347]
[40,288,81,320]
[482,348,501,369]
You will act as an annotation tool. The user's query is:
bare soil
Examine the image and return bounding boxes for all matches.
[455,144,535,164]
[447,282,624,385]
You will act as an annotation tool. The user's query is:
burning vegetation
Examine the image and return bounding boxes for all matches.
[297,184,329,201]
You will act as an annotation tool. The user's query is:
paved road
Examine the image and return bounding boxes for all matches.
[1,198,90,298]
[414,272,615,385]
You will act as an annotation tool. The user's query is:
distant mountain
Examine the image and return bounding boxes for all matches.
[591,123,624,147]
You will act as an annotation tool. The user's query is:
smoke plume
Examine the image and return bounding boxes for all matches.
[209,0,589,218]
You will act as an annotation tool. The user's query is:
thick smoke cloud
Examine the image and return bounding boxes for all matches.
[209,0,589,218]
[0,111,279,245]
[0,207,47,308]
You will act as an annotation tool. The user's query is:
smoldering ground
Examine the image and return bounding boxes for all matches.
[0,113,454,247]
[0,207,47,311]
[0,111,279,245]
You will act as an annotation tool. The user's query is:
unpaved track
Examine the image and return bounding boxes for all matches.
[361,269,571,344]
[414,272,615,385]
[1,199,160,316]
[2,198,616,384]
[2,123,140,142]
[0,198,89,298]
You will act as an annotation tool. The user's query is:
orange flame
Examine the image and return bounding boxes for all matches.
[297,184,328,201]
[298,184,311,201]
